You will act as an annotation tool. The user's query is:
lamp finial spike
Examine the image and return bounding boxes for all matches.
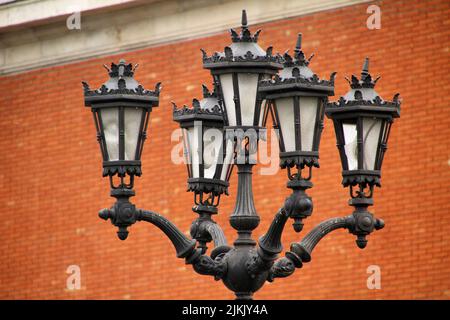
[295,33,302,52]
[241,10,247,27]
[361,57,369,76]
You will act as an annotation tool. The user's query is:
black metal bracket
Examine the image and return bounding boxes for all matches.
[267,204,384,282]
[190,204,229,254]
[99,188,229,281]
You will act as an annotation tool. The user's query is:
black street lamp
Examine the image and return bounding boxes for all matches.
[83,59,160,189]
[83,11,401,300]
[326,57,401,198]
[202,10,282,130]
[259,33,336,232]
[172,84,233,253]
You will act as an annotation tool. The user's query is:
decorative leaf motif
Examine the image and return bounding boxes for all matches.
[280,154,320,169]
[109,61,134,77]
[202,49,282,64]
[342,174,381,187]
[330,72,337,84]
[230,29,239,42]
[393,93,401,104]
[82,81,90,93]
[82,61,160,98]
[241,28,252,41]
[192,98,201,110]
[154,82,162,94]
[253,29,261,42]
[351,75,359,87]
[374,76,381,84]
[103,165,142,177]
[244,51,254,60]
[224,46,233,59]
[187,180,229,196]
[118,78,126,90]
[200,48,207,59]
[202,84,210,97]
[99,85,108,94]
[259,72,335,89]
[173,99,223,117]
[330,96,400,108]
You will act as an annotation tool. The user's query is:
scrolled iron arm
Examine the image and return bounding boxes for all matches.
[99,199,227,280]
[203,221,228,248]
[291,216,353,262]
[268,208,384,282]
[190,217,228,252]
[267,216,352,282]
[136,210,198,258]
[138,210,228,279]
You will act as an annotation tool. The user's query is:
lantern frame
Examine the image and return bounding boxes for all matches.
[173,85,233,206]
[326,58,401,195]
[259,34,335,171]
[202,10,283,134]
[83,59,160,189]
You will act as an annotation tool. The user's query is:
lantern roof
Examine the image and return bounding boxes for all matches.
[326,58,401,118]
[202,10,283,71]
[83,59,160,107]
[279,33,315,79]
[199,84,221,111]
[259,34,335,96]
[342,57,381,103]
[172,85,224,124]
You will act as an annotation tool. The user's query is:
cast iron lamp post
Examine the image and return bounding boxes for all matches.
[83,10,401,300]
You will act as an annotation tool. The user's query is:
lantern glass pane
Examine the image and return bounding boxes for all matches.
[100,108,119,161]
[238,73,259,126]
[220,138,235,181]
[186,125,201,178]
[181,128,192,178]
[258,75,271,127]
[343,123,358,170]
[299,97,318,151]
[258,100,268,127]
[377,120,391,169]
[203,128,222,179]
[362,118,382,170]
[276,97,296,152]
[219,74,237,126]
[124,107,143,160]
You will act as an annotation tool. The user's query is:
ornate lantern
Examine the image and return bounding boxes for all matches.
[326,58,401,198]
[173,84,234,207]
[83,59,160,190]
[259,33,335,179]
[202,10,283,132]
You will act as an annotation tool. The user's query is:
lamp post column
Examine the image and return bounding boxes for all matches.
[229,163,260,247]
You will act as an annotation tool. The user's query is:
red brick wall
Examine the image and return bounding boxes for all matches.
[0,0,449,299]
